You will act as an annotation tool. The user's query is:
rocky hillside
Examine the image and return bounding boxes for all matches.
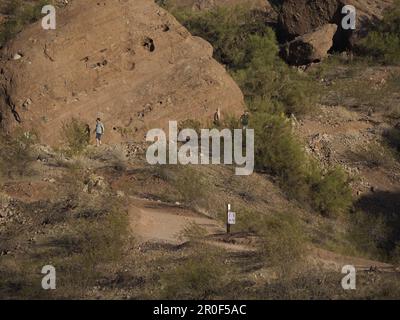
[0,0,244,145]
[1,0,400,300]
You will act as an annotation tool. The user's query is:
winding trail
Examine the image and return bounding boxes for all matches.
[128,197,398,272]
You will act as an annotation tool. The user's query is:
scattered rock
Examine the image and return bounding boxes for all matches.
[116,190,125,198]
[22,98,32,109]
[84,174,108,194]
[13,53,23,60]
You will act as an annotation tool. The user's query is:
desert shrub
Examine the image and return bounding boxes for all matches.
[150,164,210,208]
[348,210,390,260]
[309,166,353,217]
[173,6,272,70]
[255,268,400,299]
[252,111,310,197]
[0,130,38,179]
[354,189,400,262]
[178,119,203,134]
[41,207,128,295]
[258,214,306,274]
[57,202,128,290]
[234,34,317,115]
[160,245,227,299]
[173,6,317,116]
[236,210,306,275]
[179,222,208,242]
[357,0,400,65]
[171,165,210,207]
[384,127,400,155]
[61,118,90,155]
[0,0,53,46]
[310,54,400,116]
[209,113,242,131]
[250,105,353,216]
[0,175,129,299]
[86,145,128,171]
[347,143,396,169]
[155,0,167,7]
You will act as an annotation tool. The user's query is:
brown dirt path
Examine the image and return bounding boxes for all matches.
[129,198,225,245]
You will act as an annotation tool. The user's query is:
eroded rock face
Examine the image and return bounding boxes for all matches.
[0,0,244,145]
[281,24,338,65]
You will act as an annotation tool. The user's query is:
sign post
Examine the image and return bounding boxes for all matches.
[227,204,236,234]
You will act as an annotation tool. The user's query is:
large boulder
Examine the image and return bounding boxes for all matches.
[279,0,341,39]
[278,0,393,49]
[281,24,338,65]
[0,0,244,146]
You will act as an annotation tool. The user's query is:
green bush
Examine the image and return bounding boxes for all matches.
[160,245,226,299]
[174,166,208,205]
[251,110,310,197]
[0,130,38,179]
[172,6,317,116]
[348,210,390,260]
[62,118,90,155]
[150,164,211,209]
[309,166,353,217]
[250,105,353,216]
[173,6,272,70]
[357,0,400,65]
[234,35,317,115]
[237,210,306,275]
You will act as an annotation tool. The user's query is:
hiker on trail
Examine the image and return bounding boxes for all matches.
[213,108,221,127]
[85,124,91,144]
[240,111,250,130]
[95,118,105,147]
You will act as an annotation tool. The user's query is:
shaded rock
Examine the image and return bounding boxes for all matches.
[281,24,338,65]
[278,0,393,50]
[279,0,341,39]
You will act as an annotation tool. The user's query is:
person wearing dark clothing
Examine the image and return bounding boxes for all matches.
[240,111,250,130]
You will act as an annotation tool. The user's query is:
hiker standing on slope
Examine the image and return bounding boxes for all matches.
[240,111,250,130]
[213,108,221,127]
[95,118,105,147]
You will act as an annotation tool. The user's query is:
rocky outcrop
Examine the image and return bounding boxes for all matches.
[281,24,338,65]
[278,0,393,55]
[279,0,341,39]
[0,0,244,145]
